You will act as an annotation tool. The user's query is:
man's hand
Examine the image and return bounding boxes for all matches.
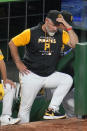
[16,61,30,75]
[56,15,71,29]
[4,79,16,88]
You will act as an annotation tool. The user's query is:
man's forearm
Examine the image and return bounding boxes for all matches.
[68,31,79,48]
[65,23,79,48]
[67,29,79,48]
[56,16,79,48]
[9,40,28,74]
[9,40,21,65]
[0,60,7,81]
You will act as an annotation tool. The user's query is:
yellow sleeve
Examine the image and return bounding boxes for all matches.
[12,29,31,46]
[0,50,4,60]
[62,30,70,45]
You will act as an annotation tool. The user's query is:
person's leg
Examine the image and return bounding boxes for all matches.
[0,83,20,125]
[2,83,16,116]
[62,88,75,117]
[18,72,44,123]
[49,88,75,118]
[43,71,73,119]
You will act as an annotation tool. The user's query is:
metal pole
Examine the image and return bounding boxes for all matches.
[7,2,10,61]
[42,0,45,22]
[25,0,27,29]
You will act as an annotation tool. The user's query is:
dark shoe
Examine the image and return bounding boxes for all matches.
[43,109,66,119]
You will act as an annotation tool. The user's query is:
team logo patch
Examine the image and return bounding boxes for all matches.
[58,14,62,18]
